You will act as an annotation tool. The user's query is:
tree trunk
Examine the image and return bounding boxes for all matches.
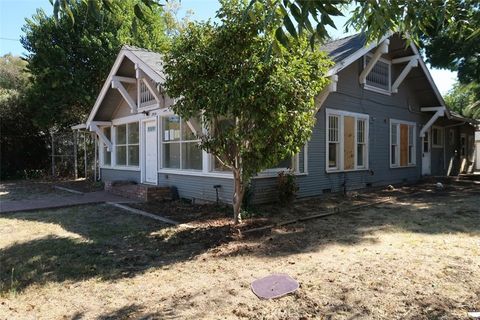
[232,168,245,224]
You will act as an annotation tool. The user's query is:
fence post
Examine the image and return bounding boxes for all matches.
[51,131,55,177]
[84,131,87,179]
[73,130,78,179]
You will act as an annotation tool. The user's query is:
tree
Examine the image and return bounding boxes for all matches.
[445,82,480,119]
[0,54,49,179]
[247,0,479,48]
[21,0,171,129]
[421,1,480,100]
[164,0,332,223]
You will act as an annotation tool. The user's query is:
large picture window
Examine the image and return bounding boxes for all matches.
[390,120,416,168]
[326,109,369,172]
[115,122,139,166]
[364,54,391,94]
[161,115,202,170]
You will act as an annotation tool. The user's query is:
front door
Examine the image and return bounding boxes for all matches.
[144,120,157,184]
[422,130,431,175]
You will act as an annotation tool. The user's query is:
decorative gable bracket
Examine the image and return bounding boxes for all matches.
[391,55,419,93]
[112,76,138,114]
[359,39,390,85]
[136,64,165,108]
[419,107,445,138]
[90,122,113,151]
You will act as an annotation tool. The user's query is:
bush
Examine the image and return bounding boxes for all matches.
[277,170,298,205]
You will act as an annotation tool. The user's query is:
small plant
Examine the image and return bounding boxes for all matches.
[277,170,299,205]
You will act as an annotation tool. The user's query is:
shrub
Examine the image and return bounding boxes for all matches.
[277,170,298,205]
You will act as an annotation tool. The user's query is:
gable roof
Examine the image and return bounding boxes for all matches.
[123,45,165,80]
[321,32,451,115]
[320,33,366,64]
[86,45,165,125]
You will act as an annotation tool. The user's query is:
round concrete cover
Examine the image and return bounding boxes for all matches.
[251,273,299,299]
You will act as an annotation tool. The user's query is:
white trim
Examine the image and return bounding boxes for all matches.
[315,75,338,112]
[420,108,445,138]
[362,54,392,95]
[141,117,159,185]
[359,39,390,85]
[392,54,419,64]
[112,75,136,84]
[101,166,140,172]
[86,48,165,126]
[392,57,418,93]
[112,113,147,125]
[112,79,137,113]
[326,32,393,77]
[90,123,112,151]
[325,108,370,173]
[389,119,417,168]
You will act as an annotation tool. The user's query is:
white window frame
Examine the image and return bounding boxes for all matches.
[100,126,112,167]
[363,54,392,95]
[432,126,444,148]
[389,119,417,168]
[112,122,140,169]
[325,108,370,173]
[159,114,203,171]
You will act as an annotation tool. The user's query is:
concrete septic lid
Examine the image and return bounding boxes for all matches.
[251,273,299,299]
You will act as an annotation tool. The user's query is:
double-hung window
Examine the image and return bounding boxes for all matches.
[326,109,369,172]
[364,54,391,94]
[115,122,139,167]
[161,115,202,170]
[390,120,416,168]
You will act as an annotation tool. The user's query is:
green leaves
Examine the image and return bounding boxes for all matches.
[164,0,332,187]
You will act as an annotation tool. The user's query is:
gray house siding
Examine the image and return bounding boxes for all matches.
[157,173,234,203]
[101,168,141,183]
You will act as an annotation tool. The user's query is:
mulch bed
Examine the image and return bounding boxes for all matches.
[129,179,480,237]
[55,180,105,193]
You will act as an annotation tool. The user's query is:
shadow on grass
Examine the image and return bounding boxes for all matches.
[0,204,233,295]
[1,185,479,295]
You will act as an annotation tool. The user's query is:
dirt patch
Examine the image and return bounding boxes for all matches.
[55,179,104,193]
[0,181,479,319]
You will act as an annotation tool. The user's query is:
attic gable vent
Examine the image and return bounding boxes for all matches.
[364,54,391,94]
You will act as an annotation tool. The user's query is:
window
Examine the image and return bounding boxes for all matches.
[161,115,202,170]
[390,120,416,168]
[102,127,111,166]
[357,119,367,168]
[328,115,340,169]
[115,122,139,166]
[364,54,391,93]
[449,129,455,145]
[432,127,444,148]
[326,109,369,172]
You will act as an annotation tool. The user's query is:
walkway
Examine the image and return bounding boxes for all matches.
[0,191,134,214]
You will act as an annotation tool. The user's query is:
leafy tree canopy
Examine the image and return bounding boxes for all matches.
[445,82,480,119]
[22,0,171,129]
[164,0,332,223]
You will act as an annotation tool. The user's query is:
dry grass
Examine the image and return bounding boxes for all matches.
[0,182,479,319]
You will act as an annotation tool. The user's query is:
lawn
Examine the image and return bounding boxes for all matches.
[0,181,479,319]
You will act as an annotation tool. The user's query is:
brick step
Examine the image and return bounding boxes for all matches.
[105,181,172,202]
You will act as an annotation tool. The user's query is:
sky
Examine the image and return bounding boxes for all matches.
[0,0,456,95]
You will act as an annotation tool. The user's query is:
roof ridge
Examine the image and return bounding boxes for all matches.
[122,44,160,54]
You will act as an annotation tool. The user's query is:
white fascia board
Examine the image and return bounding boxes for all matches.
[86,50,128,126]
[408,41,449,115]
[326,32,393,77]
[124,51,165,83]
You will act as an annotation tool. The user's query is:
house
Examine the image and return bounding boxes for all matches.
[80,33,477,204]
